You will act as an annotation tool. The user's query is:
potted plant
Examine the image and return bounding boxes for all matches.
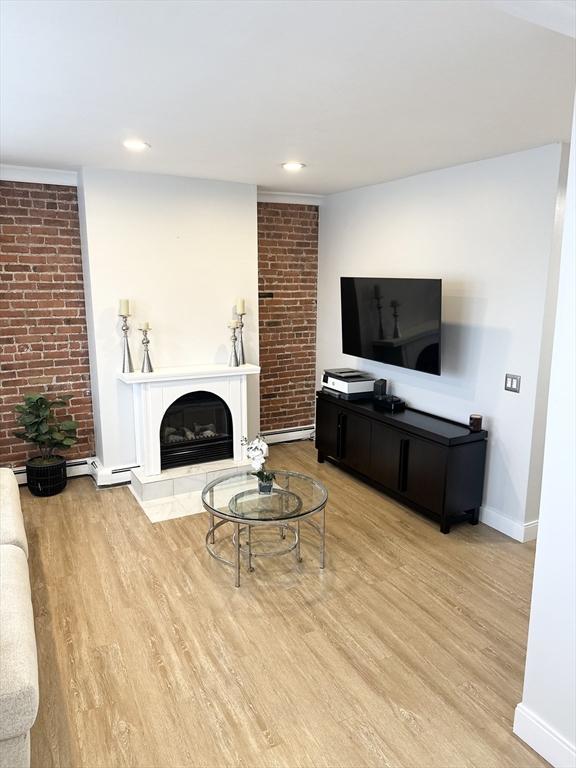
[13,394,78,497]
[241,435,275,493]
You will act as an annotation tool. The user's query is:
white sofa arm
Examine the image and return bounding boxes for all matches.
[0,544,39,742]
[0,470,28,558]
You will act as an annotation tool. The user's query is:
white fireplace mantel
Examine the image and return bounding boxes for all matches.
[118,364,260,476]
[118,363,260,385]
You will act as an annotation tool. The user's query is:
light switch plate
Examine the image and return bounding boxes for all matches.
[505,374,521,393]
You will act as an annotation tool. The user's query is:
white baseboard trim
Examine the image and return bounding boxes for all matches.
[11,457,134,487]
[262,426,315,444]
[523,519,539,542]
[12,457,136,487]
[13,457,95,485]
[88,458,138,486]
[480,505,539,542]
[514,703,576,768]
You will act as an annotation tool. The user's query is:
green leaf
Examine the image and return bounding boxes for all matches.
[14,391,78,452]
[60,420,78,430]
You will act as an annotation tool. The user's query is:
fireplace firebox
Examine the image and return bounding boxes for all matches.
[160,391,233,470]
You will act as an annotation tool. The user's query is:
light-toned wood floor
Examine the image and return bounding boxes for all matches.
[21,440,548,768]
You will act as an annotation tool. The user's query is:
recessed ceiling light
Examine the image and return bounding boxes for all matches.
[282,161,306,172]
[123,138,151,152]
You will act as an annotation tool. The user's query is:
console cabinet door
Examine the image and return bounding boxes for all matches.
[340,411,371,472]
[315,398,341,459]
[369,422,404,489]
[403,437,447,515]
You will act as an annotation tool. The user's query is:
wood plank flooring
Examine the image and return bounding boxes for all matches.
[20,440,548,768]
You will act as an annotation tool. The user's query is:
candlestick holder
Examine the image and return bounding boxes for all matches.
[139,328,154,373]
[228,321,239,367]
[119,314,134,373]
[236,312,246,365]
[374,298,385,340]
[390,300,401,339]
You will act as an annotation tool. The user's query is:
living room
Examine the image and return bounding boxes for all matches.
[0,1,575,767]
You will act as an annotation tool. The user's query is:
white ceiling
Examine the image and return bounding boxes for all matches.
[1,0,574,194]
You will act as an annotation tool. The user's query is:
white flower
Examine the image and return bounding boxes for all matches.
[242,435,269,472]
[251,456,264,472]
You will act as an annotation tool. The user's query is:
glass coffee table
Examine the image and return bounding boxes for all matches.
[201,470,328,587]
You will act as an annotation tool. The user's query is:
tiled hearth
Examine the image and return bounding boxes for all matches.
[118,364,259,522]
[130,457,250,522]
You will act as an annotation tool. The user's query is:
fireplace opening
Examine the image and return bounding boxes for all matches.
[160,391,233,470]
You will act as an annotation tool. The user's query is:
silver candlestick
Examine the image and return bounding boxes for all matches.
[236,312,246,365]
[119,314,134,373]
[390,299,401,339]
[228,321,239,367]
[139,328,154,373]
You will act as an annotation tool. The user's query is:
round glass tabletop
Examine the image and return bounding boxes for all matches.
[201,470,328,522]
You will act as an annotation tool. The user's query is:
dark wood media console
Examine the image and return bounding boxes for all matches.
[315,390,487,533]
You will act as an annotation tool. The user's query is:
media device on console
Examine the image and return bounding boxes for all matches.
[371,378,406,412]
[374,394,406,413]
[322,368,375,400]
[373,378,387,399]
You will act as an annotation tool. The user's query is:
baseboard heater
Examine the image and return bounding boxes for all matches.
[110,464,139,474]
[262,425,315,444]
[13,458,94,484]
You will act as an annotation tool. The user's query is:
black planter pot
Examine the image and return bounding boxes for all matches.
[25,456,67,497]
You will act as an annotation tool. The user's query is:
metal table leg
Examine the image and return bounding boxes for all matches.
[209,513,215,544]
[280,490,287,539]
[296,520,302,562]
[248,524,254,572]
[209,489,215,544]
[320,507,326,569]
[235,522,241,587]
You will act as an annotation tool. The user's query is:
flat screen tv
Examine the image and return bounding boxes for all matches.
[341,277,442,375]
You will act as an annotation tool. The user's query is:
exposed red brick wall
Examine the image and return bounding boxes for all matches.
[258,202,319,433]
[0,181,95,467]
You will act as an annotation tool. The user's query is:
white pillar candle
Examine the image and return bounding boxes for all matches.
[141,321,150,331]
[119,299,130,316]
[236,297,245,315]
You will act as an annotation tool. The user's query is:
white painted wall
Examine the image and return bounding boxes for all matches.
[78,169,259,472]
[317,145,564,540]
[513,107,576,768]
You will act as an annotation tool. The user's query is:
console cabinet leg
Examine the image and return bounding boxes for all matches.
[440,518,451,534]
[317,451,325,464]
[470,507,480,525]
